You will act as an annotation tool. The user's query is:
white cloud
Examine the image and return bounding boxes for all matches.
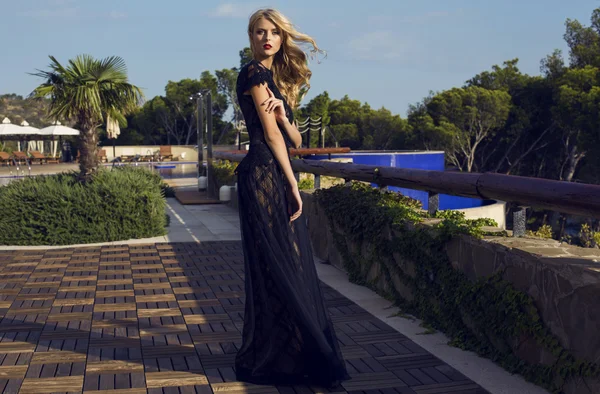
[347,31,413,61]
[209,3,259,19]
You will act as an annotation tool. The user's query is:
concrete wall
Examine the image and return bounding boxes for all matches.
[453,200,507,229]
[100,145,239,162]
[302,191,600,394]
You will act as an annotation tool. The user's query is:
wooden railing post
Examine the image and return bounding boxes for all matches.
[513,206,528,237]
[428,192,439,216]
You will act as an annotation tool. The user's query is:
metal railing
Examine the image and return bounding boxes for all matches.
[214,149,600,237]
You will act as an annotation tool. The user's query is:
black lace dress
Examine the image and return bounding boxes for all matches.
[233,60,350,388]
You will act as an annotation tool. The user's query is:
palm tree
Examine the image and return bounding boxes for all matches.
[30,55,144,180]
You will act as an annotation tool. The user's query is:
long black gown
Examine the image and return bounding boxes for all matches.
[233,59,350,387]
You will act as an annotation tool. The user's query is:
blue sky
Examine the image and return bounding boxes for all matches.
[1,0,598,117]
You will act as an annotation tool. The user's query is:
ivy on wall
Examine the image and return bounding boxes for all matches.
[314,182,599,394]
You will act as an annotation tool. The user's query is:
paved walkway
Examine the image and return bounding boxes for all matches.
[0,195,549,394]
[0,241,489,394]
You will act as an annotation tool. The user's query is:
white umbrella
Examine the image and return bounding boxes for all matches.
[0,117,24,136]
[38,120,80,136]
[38,121,80,158]
[0,118,40,151]
[19,120,40,135]
[20,121,42,152]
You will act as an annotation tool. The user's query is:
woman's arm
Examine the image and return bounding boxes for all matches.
[249,83,297,189]
[278,118,302,149]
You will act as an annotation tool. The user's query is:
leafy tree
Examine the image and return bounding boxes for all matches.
[216,68,243,145]
[239,47,253,67]
[328,96,370,149]
[552,66,600,181]
[564,9,600,68]
[30,55,143,179]
[297,91,331,147]
[425,86,511,172]
[467,59,558,175]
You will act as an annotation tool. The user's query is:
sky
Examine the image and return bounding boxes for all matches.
[1,0,598,118]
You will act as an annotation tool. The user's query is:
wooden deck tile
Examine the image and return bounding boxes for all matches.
[0,241,490,394]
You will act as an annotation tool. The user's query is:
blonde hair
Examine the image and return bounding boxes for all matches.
[247,8,324,109]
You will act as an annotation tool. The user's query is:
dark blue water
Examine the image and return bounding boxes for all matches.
[307,151,484,210]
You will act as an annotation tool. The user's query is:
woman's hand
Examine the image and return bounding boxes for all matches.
[286,184,303,223]
[261,86,288,125]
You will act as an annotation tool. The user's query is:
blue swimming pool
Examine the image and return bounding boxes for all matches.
[306,150,487,210]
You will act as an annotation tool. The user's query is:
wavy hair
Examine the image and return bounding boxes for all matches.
[247,8,324,109]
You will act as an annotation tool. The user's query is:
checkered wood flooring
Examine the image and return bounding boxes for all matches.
[0,242,489,394]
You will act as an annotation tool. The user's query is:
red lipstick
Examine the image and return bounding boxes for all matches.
[263,44,272,50]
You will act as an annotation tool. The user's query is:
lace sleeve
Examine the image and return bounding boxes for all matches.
[243,61,270,92]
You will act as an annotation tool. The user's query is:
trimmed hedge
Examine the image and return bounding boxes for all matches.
[0,167,169,245]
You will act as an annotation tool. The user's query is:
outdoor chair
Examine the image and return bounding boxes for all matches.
[45,154,60,164]
[159,145,173,161]
[0,152,12,166]
[29,151,47,165]
[12,151,29,165]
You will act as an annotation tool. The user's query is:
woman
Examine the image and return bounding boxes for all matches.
[233,8,350,388]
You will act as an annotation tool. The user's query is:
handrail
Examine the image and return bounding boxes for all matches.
[214,150,600,219]
[220,147,351,156]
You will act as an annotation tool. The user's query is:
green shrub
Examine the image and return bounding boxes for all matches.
[527,224,554,239]
[212,160,237,186]
[298,177,314,190]
[579,223,600,248]
[0,166,168,245]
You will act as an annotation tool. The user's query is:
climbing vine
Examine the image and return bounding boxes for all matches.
[314,182,599,394]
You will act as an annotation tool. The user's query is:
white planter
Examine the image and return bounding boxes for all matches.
[198,176,207,190]
[219,185,231,201]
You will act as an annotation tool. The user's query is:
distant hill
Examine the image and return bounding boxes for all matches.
[0,93,53,127]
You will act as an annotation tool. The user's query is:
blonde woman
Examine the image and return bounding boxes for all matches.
[233,8,350,388]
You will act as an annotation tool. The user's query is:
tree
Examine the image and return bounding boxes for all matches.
[425,86,511,172]
[552,66,600,181]
[564,9,600,68]
[239,47,253,68]
[30,55,143,179]
[297,92,331,147]
[328,96,370,149]
[467,59,558,175]
[216,68,243,144]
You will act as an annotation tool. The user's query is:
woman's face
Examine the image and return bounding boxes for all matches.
[250,18,282,59]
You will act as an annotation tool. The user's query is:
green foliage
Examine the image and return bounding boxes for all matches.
[433,210,499,239]
[239,47,253,68]
[298,177,314,190]
[30,55,143,178]
[0,94,52,128]
[315,183,599,393]
[0,167,168,245]
[161,183,176,198]
[424,86,512,172]
[527,224,554,239]
[212,160,237,186]
[579,223,600,248]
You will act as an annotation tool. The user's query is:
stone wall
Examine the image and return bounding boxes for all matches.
[302,190,600,394]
